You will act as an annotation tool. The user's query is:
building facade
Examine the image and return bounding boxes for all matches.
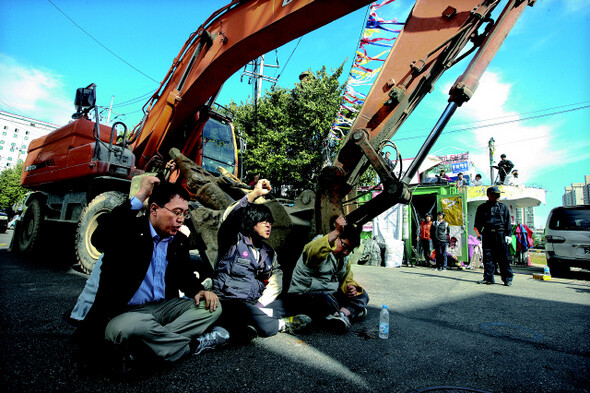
[562,175,590,206]
[516,206,535,228]
[0,111,59,169]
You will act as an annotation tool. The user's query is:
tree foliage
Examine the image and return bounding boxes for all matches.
[0,163,27,213]
[230,64,346,196]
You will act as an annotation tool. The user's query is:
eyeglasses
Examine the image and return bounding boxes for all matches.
[159,205,191,220]
[339,237,351,253]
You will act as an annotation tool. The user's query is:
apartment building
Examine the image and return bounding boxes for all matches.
[0,110,59,169]
[562,175,590,206]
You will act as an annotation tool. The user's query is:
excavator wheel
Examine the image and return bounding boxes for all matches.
[16,199,44,255]
[76,191,127,274]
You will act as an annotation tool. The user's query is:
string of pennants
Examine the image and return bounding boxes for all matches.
[330,0,404,141]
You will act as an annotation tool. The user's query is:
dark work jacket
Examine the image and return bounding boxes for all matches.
[76,199,203,344]
[432,220,450,244]
[474,200,511,235]
[212,233,274,303]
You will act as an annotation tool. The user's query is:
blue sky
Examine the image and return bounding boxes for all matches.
[1,0,589,227]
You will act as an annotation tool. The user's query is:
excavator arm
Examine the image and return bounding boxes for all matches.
[164,0,534,267]
[316,0,535,233]
[131,0,374,170]
[129,0,533,232]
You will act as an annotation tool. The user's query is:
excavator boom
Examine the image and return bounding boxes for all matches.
[131,0,374,169]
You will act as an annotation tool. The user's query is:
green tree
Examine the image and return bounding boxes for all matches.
[231,64,346,197]
[0,163,27,213]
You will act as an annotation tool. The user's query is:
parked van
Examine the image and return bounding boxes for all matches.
[544,205,590,275]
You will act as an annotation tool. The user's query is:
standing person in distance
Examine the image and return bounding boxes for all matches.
[432,211,450,271]
[474,186,514,286]
[418,213,434,266]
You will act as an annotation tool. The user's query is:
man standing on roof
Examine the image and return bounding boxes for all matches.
[474,186,514,286]
[495,154,514,184]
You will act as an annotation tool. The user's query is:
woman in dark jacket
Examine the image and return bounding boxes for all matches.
[212,179,310,341]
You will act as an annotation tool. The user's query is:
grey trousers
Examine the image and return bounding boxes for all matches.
[105,297,221,362]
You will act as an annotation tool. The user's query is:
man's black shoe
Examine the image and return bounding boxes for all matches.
[477,280,494,285]
[504,280,513,286]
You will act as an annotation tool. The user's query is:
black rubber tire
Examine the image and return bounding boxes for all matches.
[17,199,44,255]
[75,191,127,274]
[547,259,570,278]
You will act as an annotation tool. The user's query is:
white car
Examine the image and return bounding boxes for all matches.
[545,206,590,275]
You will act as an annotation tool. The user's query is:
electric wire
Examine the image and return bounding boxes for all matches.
[48,0,159,84]
[394,103,590,142]
[275,38,303,84]
[111,90,158,108]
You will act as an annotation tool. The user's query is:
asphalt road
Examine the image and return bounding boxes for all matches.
[1,229,589,393]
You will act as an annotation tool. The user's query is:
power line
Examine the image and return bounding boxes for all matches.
[399,100,590,137]
[111,89,157,108]
[48,0,159,84]
[395,103,590,142]
[275,38,302,83]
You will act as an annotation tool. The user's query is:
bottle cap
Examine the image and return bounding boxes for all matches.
[382,304,388,309]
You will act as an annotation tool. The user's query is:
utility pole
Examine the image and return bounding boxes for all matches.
[241,54,279,106]
[106,95,115,124]
[488,137,495,185]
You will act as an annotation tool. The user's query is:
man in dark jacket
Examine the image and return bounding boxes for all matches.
[75,176,228,364]
[495,154,514,184]
[432,211,450,271]
[474,186,513,286]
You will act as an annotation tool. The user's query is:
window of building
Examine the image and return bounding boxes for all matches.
[24,136,28,140]
[14,128,18,132]
[0,146,3,150]
[0,140,4,144]
[1,131,6,136]
[11,142,15,146]
[7,157,12,161]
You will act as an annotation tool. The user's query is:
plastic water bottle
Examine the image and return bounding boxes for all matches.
[544,265,551,277]
[379,304,389,339]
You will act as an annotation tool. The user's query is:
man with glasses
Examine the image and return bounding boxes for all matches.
[286,215,369,333]
[74,175,228,370]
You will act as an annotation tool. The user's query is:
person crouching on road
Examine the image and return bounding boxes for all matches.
[432,211,450,271]
[74,176,228,368]
[285,215,369,333]
[212,179,311,342]
[474,186,514,286]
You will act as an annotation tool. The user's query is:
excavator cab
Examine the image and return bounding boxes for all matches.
[72,84,97,120]
[201,113,238,176]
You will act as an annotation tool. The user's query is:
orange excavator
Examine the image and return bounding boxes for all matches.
[13,0,534,273]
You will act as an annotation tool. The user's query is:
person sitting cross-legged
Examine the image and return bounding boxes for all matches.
[212,179,311,342]
[73,176,229,370]
[284,215,369,333]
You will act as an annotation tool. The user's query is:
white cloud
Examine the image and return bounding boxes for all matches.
[0,54,72,125]
[445,71,565,186]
